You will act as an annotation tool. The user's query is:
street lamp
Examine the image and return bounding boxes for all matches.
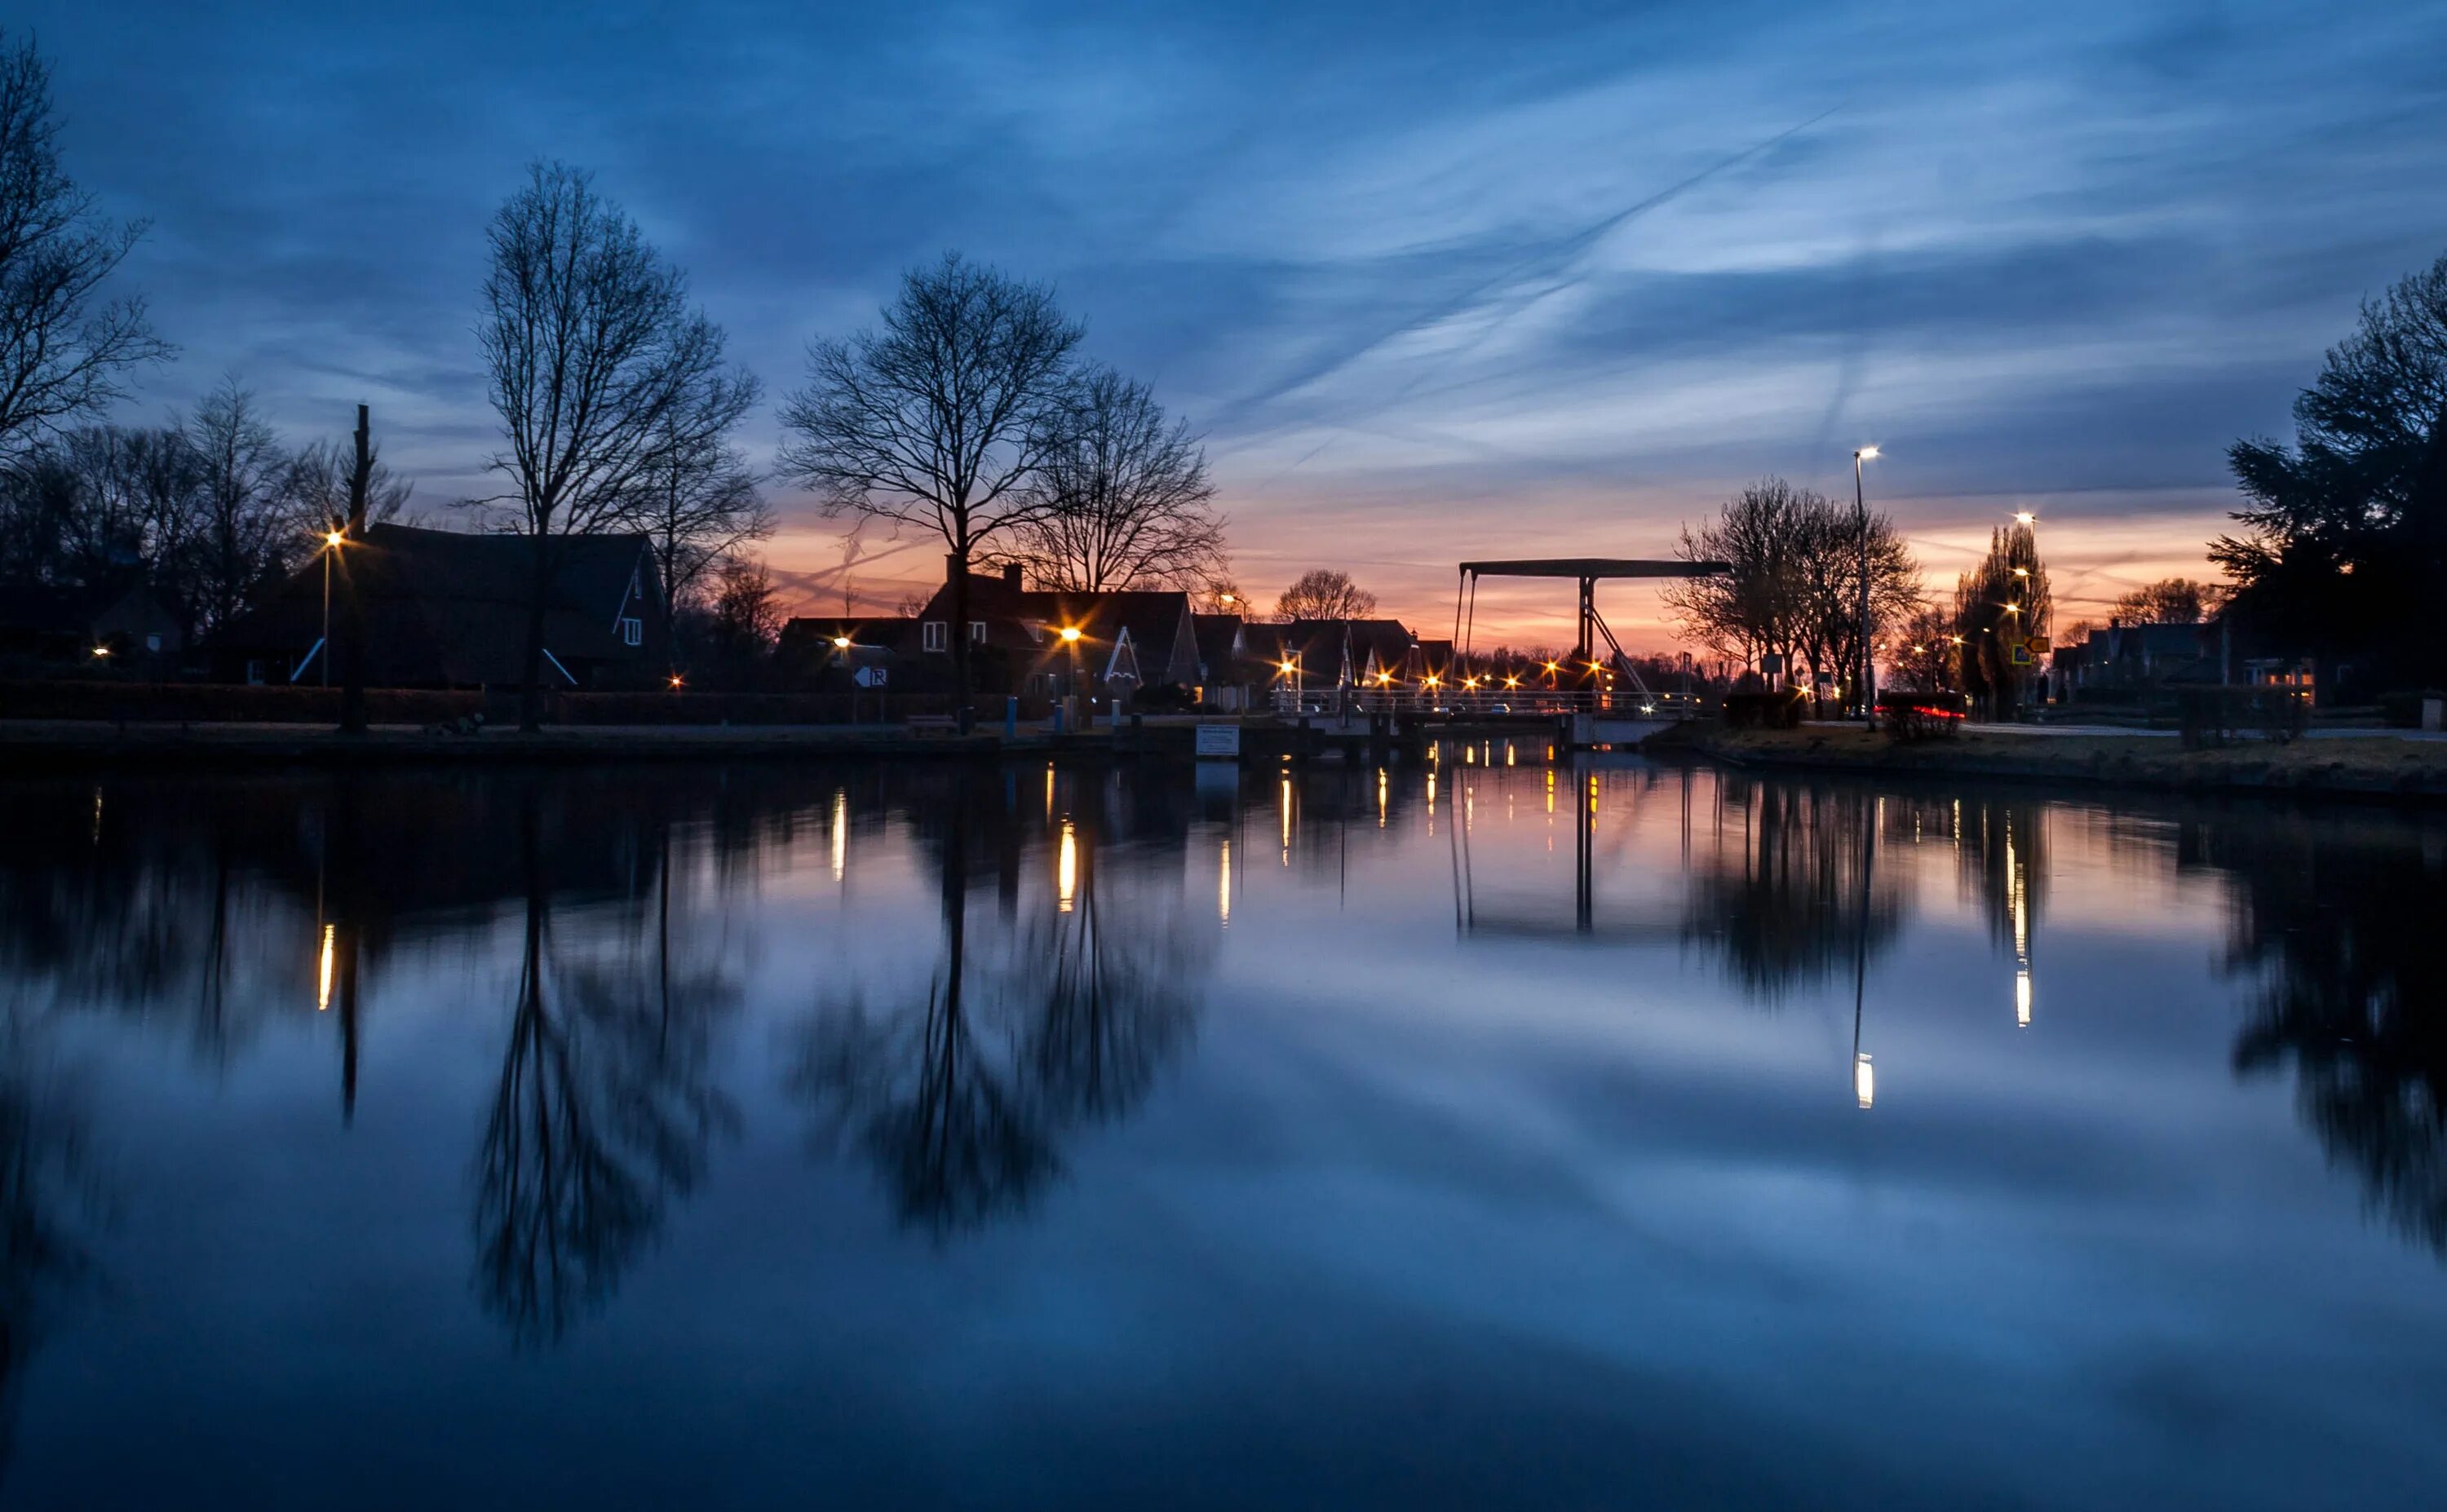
[831,634,852,649]
[1854,446,1878,723]
[320,528,347,687]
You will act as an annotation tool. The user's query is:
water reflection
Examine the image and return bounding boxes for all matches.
[2213,811,2447,1256]
[4,754,2447,1507]
[793,778,1215,1235]
[471,791,740,1346]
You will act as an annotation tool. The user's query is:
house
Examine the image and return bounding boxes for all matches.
[908,562,1201,701]
[776,616,912,690]
[0,579,185,669]
[2055,619,2209,701]
[212,524,668,689]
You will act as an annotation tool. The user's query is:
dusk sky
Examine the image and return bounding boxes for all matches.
[28,0,2447,647]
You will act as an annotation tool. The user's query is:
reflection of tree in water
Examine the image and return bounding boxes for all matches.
[794,789,1213,1236]
[472,797,740,1346]
[0,1018,100,1488]
[1946,796,2047,962]
[1681,777,1910,999]
[2211,811,2447,1258]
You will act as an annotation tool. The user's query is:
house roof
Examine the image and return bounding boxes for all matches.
[1192,614,1244,679]
[214,524,655,685]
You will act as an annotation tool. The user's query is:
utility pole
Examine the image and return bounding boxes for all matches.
[338,404,372,734]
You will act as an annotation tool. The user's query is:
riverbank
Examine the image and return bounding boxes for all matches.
[1669,724,2447,802]
[0,718,1100,770]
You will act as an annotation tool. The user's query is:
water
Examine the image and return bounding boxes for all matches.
[2,750,2443,1510]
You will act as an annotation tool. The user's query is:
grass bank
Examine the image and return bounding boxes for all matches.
[1670,725,2447,803]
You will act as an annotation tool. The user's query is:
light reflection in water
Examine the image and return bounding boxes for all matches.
[316,922,334,1012]
[1058,820,1077,912]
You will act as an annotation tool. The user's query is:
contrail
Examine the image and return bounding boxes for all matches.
[1217,104,1843,432]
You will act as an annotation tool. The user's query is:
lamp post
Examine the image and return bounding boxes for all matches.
[1060,625,1083,725]
[1854,446,1878,722]
[320,528,345,687]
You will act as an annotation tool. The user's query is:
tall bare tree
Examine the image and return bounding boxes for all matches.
[778,252,1083,714]
[477,161,736,730]
[631,384,769,614]
[183,375,297,635]
[1665,478,1919,704]
[0,33,171,462]
[998,365,1224,592]
[1274,568,1376,621]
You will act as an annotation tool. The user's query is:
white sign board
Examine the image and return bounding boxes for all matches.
[853,665,888,688]
[1194,723,1241,759]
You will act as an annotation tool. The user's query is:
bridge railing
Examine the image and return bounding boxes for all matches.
[1266,686,1714,719]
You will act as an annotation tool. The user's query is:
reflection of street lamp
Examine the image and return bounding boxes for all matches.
[1855,1053,1876,1109]
[2016,968,2033,1028]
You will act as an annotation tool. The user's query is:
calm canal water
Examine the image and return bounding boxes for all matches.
[2,750,2443,1510]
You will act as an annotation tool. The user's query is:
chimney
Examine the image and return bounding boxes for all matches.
[1003,563,1023,590]
[945,552,961,588]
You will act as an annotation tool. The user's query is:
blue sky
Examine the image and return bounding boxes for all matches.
[29,0,2447,642]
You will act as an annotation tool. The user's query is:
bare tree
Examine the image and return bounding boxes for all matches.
[777,252,1083,715]
[1663,478,1919,705]
[2111,577,2222,625]
[998,365,1224,592]
[183,375,297,635]
[631,384,770,613]
[0,33,171,462]
[1274,568,1376,621]
[287,433,414,533]
[477,161,735,730]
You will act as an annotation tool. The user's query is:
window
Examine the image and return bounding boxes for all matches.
[1024,620,1047,645]
[245,659,266,686]
[969,620,988,643]
[923,621,948,652]
[619,617,642,647]
[144,633,162,652]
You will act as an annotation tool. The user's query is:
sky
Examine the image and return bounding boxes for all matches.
[24,0,2447,648]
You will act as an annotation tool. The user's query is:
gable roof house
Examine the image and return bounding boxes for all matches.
[211,524,669,689]
[909,563,1201,699]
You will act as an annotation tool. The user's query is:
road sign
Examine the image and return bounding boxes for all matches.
[2009,643,2033,667]
[853,665,887,688]
[2026,634,2051,654]
[1194,723,1241,759]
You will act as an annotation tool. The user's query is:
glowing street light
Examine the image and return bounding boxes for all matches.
[2013,511,2037,526]
[831,634,852,649]
[318,527,348,687]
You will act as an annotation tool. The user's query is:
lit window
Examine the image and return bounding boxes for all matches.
[923,621,948,652]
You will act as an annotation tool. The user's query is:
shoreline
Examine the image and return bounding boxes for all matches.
[1661,725,2447,804]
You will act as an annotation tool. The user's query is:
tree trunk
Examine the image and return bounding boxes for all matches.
[519,528,555,733]
[949,542,973,732]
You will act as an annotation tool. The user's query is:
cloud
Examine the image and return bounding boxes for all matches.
[15,0,2446,632]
